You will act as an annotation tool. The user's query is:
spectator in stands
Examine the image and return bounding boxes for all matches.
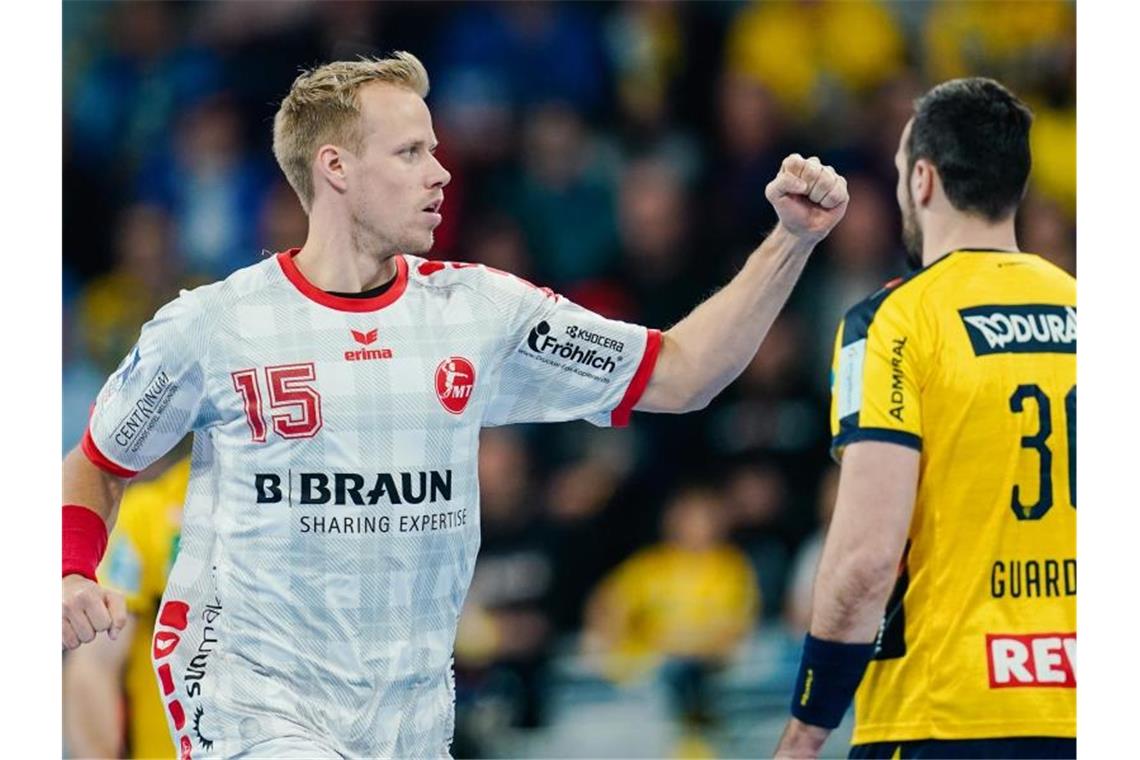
[584,487,758,726]
[721,460,794,621]
[703,72,787,260]
[1019,192,1076,277]
[706,315,829,459]
[257,179,309,257]
[433,2,610,117]
[74,204,186,374]
[725,0,905,120]
[464,214,538,287]
[601,2,702,184]
[493,102,619,288]
[66,1,221,174]
[609,156,709,329]
[456,429,555,731]
[62,306,105,454]
[137,93,273,279]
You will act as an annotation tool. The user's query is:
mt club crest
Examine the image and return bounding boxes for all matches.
[435,357,475,414]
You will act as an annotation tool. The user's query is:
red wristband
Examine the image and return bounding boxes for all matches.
[63,505,108,582]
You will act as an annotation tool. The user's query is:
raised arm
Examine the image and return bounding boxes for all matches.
[636,154,848,414]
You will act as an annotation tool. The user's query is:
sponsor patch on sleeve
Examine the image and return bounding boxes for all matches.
[837,338,867,419]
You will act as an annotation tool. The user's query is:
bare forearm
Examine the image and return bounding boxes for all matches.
[63,446,127,527]
[63,673,123,757]
[62,632,130,757]
[642,224,816,412]
[810,554,898,643]
[809,443,919,642]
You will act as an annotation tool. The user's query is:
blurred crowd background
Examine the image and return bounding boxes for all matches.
[62,1,1075,757]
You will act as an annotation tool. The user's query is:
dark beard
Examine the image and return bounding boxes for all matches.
[901,187,924,271]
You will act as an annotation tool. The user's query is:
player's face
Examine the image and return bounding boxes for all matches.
[348,84,451,256]
[896,119,923,270]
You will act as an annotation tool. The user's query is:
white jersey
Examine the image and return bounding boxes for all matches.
[83,250,661,758]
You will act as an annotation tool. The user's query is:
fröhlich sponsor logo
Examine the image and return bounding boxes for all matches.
[959,305,1076,355]
[525,321,618,373]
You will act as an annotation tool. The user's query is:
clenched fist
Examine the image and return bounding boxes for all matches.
[765,154,849,243]
[63,574,127,650]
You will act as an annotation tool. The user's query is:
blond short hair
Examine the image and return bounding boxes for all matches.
[272,51,430,213]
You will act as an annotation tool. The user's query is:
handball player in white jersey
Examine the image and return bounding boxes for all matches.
[62,52,849,758]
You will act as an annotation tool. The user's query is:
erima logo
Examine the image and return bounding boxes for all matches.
[345,328,393,362]
[351,329,378,345]
[526,321,618,373]
[959,305,1076,355]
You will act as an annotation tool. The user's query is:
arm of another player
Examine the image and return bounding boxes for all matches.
[62,447,131,650]
[635,155,848,414]
[774,441,919,759]
[62,613,137,757]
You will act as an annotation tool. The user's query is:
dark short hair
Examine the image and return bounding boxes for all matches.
[908,78,1034,221]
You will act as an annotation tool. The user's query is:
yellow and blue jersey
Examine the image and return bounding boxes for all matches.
[829,250,1076,743]
[99,458,188,759]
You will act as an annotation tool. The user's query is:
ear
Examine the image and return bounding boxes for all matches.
[314,144,349,195]
[911,158,936,207]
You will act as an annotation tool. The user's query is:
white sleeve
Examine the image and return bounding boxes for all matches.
[482,281,661,429]
[82,290,214,477]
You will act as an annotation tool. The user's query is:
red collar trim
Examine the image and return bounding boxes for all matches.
[276,248,409,312]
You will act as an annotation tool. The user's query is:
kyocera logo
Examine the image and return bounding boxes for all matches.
[960,305,1076,355]
[986,633,1076,688]
[526,321,617,373]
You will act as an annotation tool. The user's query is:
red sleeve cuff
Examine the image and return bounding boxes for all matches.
[611,328,662,428]
[81,428,138,479]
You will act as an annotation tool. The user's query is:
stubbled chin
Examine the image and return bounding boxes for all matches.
[403,233,434,256]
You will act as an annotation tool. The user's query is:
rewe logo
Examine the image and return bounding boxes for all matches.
[435,357,475,414]
[960,305,1076,356]
[345,328,393,362]
[986,633,1076,688]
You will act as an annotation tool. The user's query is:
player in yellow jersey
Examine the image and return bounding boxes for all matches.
[775,78,1075,759]
[63,456,188,758]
